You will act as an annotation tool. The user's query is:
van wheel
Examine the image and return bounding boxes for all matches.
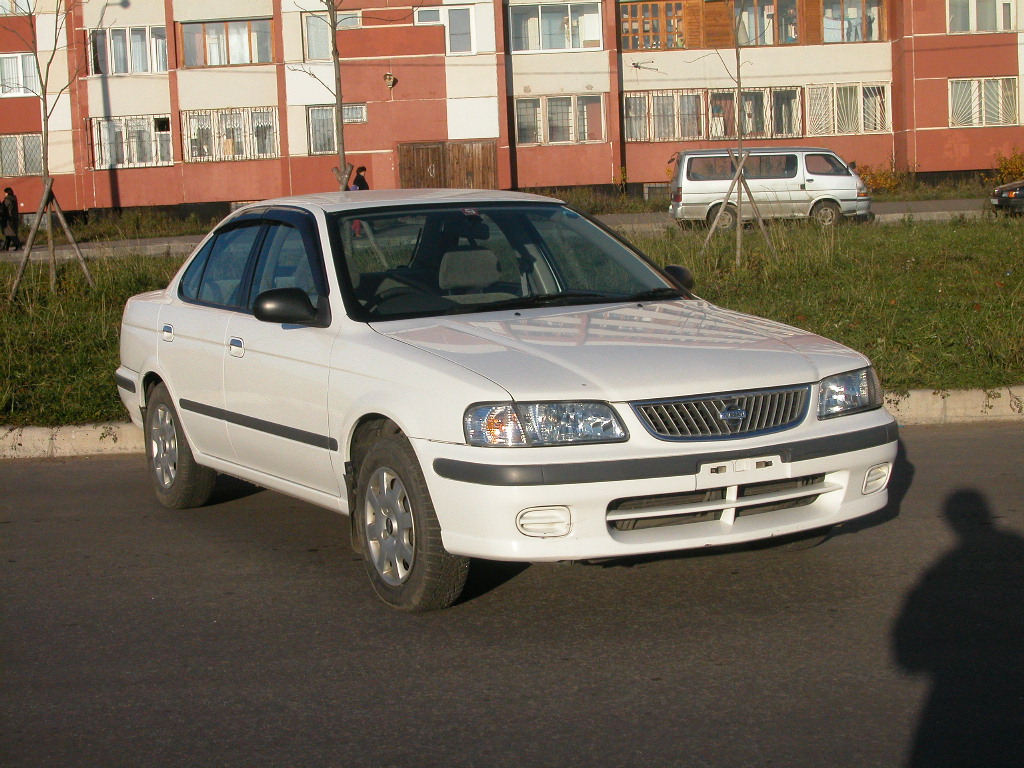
[355,433,469,611]
[707,205,737,230]
[811,200,842,226]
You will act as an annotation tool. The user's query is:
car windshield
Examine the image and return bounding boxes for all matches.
[329,202,681,321]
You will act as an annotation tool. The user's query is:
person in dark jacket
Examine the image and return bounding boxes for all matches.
[350,167,369,191]
[3,188,21,251]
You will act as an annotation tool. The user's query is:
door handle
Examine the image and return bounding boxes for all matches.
[161,324,173,342]
[229,337,244,357]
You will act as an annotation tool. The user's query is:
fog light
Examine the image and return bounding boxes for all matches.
[863,463,891,495]
[516,506,571,537]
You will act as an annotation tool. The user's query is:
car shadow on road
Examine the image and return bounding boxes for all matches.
[206,474,265,505]
[892,487,1024,767]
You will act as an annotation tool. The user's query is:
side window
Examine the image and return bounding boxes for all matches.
[805,153,850,176]
[196,224,262,306]
[248,222,323,307]
[687,156,733,181]
[179,238,214,301]
[746,154,798,179]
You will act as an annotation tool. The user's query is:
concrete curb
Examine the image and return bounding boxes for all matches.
[3,386,1021,460]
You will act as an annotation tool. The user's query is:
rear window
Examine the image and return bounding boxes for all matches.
[686,156,733,181]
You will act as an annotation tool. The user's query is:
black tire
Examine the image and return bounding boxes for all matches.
[355,434,469,611]
[811,200,842,226]
[707,204,737,230]
[144,382,217,509]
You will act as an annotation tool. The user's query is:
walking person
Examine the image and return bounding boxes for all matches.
[3,187,21,252]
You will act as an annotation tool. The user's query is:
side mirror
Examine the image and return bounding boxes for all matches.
[253,287,326,326]
[848,161,857,170]
[664,264,695,292]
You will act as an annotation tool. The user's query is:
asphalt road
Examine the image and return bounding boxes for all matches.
[2,424,1023,768]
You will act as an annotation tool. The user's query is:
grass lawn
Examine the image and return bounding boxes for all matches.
[1,217,1021,427]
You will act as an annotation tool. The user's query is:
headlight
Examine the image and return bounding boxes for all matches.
[465,402,627,447]
[818,367,882,419]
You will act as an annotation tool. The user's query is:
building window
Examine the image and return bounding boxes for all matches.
[950,77,1018,126]
[625,87,800,142]
[181,19,273,67]
[0,133,41,176]
[807,82,890,135]
[90,27,168,75]
[949,0,1014,32]
[307,104,368,154]
[514,95,604,144]
[509,3,601,51]
[619,2,685,50]
[182,107,279,161]
[92,116,173,168]
[0,0,31,15]
[823,0,884,42]
[0,53,39,96]
[303,11,359,61]
[414,7,475,54]
[735,0,799,45]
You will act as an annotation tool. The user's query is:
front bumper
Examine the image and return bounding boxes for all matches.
[417,413,898,562]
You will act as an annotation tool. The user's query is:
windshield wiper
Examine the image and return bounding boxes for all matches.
[626,287,686,302]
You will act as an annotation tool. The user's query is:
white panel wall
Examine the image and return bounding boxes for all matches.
[285,63,336,105]
[512,51,611,95]
[83,1,167,28]
[173,0,274,21]
[447,96,499,139]
[621,43,893,91]
[86,76,172,116]
[176,68,278,110]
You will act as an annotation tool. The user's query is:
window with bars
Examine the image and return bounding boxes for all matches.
[303,11,360,61]
[949,0,1015,32]
[0,0,31,15]
[92,116,173,168]
[950,77,1018,126]
[823,0,885,42]
[735,0,799,45]
[0,133,41,176]
[514,95,604,144]
[619,2,685,50]
[0,53,39,97]
[625,88,799,141]
[182,107,279,162]
[90,27,168,75]
[181,19,273,67]
[806,83,889,135]
[509,3,602,51]
[306,104,368,154]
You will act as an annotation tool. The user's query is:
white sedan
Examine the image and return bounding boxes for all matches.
[117,189,898,610]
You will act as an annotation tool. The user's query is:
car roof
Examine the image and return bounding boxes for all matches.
[242,188,564,215]
[677,147,839,157]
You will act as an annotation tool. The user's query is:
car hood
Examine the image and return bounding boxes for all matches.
[376,300,867,401]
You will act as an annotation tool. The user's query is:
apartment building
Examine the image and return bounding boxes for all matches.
[0,0,1021,212]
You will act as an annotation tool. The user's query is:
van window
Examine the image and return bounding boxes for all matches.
[805,153,850,176]
[745,154,798,179]
[687,156,733,181]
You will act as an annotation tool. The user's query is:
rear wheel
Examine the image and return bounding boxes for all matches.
[707,204,737,230]
[144,382,216,509]
[355,433,469,611]
[811,200,842,226]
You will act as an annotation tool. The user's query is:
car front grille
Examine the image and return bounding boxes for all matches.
[607,473,830,532]
[632,384,810,440]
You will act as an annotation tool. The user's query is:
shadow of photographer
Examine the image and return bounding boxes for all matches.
[893,488,1024,767]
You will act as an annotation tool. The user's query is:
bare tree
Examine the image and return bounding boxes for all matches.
[4,0,94,299]
[291,1,353,189]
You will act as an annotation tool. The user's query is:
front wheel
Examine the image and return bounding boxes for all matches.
[355,434,469,611]
[811,200,842,226]
[144,382,217,509]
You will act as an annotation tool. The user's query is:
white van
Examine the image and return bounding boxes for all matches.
[669,147,871,228]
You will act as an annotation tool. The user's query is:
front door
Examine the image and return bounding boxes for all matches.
[398,140,497,188]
